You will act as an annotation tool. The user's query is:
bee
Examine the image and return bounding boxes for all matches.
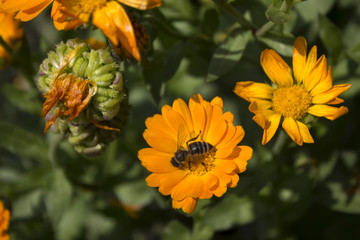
[171,125,214,168]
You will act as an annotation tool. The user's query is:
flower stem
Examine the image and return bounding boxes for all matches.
[213,0,255,30]
[272,130,287,155]
[255,21,276,37]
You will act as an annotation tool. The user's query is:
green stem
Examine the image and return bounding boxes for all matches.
[48,133,64,168]
[255,21,276,37]
[272,130,287,155]
[213,0,255,30]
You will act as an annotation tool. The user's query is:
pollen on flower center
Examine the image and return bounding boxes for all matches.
[76,0,108,14]
[183,149,217,176]
[272,85,312,120]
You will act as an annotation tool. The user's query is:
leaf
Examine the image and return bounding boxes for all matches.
[142,40,186,103]
[200,8,219,37]
[1,84,42,115]
[12,189,43,219]
[202,196,255,231]
[318,14,343,64]
[45,169,72,227]
[0,121,48,162]
[258,33,295,57]
[265,6,290,24]
[162,220,191,240]
[114,180,154,207]
[207,29,252,82]
[56,197,87,240]
[319,182,360,214]
[294,0,336,22]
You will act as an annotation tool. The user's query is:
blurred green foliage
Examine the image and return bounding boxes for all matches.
[1,0,360,239]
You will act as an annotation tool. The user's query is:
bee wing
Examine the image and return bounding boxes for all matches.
[177,124,188,149]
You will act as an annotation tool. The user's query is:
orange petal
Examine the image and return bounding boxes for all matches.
[228,172,239,188]
[172,197,197,214]
[203,173,219,189]
[233,81,274,102]
[303,55,327,92]
[310,66,333,96]
[216,159,238,174]
[93,1,140,61]
[293,36,307,83]
[215,126,245,159]
[212,168,231,187]
[138,148,176,173]
[212,185,227,197]
[189,100,206,137]
[146,170,186,190]
[15,0,53,21]
[172,98,194,132]
[145,114,176,141]
[262,113,281,145]
[51,1,84,30]
[296,121,314,144]
[171,175,204,200]
[233,146,252,173]
[282,117,303,146]
[143,129,177,154]
[2,0,29,12]
[303,45,318,80]
[210,96,223,108]
[118,0,162,10]
[161,104,188,139]
[308,105,349,120]
[312,84,352,104]
[260,49,293,87]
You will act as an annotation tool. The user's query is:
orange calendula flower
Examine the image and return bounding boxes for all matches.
[234,36,352,146]
[138,94,253,214]
[53,0,162,61]
[0,201,10,240]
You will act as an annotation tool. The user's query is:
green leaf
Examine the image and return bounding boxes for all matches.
[266,6,290,24]
[319,182,360,214]
[258,33,295,57]
[203,196,255,231]
[207,29,252,82]
[318,14,343,64]
[294,0,336,22]
[56,198,87,240]
[162,220,191,240]
[45,169,72,227]
[12,189,43,219]
[0,121,48,162]
[114,180,154,207]
[1,84,42,115]
[200,8,219,37]
[142,40,186,103]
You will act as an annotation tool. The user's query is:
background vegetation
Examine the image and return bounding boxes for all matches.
[1,0,360,239]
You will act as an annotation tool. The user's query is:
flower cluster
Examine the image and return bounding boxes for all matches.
[139,94,253,213]
[234,36,351,145]
[37,39,129,155]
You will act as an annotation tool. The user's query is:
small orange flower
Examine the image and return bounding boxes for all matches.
[138,94,252,213]
[234,36,352,145]
[0,201,10,240]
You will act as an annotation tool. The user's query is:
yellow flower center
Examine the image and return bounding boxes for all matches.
[272,85,312,120]
[182,148,216,176]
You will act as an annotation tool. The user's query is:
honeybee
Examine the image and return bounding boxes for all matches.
[171,124,214,168]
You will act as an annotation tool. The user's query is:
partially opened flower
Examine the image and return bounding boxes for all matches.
[138,94,252,213]
[0,201,10,240]
[234,36,351,146]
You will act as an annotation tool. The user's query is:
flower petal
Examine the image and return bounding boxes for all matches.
[15,0,53,21]
[51,1,84,30]
[303,55,327,92]
[304,45,318,79]
[145,113,176,141]
[233,146,252,172]
[308,105,349,120]
[260,49,293,87]
[138,148,176,173]
[117,0,162,10]
[228,173,239,188]
[216,159,238,174]
[93,1,140,61]
[312,84,352,104]
[310,66,333,96]
[215,126,245,159]
[262,113,281,145]
[210,96,223,108]
[172,197,197,214]
[296,121,314,144]
[282,117,303,145]
[171,175,204,200]
[293,36,307,84]
[233,81,274,102]
[172,98,194,132]
[189,99,206,137]
[143,129,177,153]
